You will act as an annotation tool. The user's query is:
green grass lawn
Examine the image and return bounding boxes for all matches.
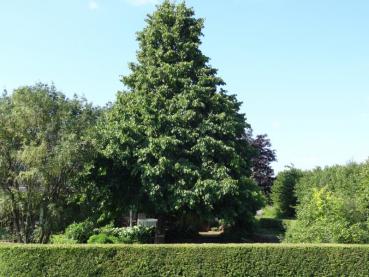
[254,206,296,243]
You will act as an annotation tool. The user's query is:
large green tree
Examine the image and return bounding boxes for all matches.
[0,84,98,243]
[100,1,263,232]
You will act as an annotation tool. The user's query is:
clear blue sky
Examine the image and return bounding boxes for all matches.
[1,0,369,172]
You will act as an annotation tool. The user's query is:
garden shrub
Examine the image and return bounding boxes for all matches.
[91,225,155,244]
[95,223,117,236]
[87,234,119,244]
[0,244,368,276]
[64,220,94,243]
[285,162,369,243]
[50,234,77,244]
[117,226,155,244]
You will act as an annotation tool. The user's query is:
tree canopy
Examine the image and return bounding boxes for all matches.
[0,84,98,242]
[250,134,276,195]
[99,1,263,231]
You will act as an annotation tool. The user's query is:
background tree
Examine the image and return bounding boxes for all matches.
[99,1,263,234]
[250,134,276,196]
[284,162,369,243]
[0,84,98,243]
[271,165,303,218]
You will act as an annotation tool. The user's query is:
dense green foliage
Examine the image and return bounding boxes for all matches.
[271,167,303,218]
[0,1,278,243]
[50,220,95,244]
[63,221,95,243]
[0,244,368,276]
[0,84,98,243]
[111,226,155,244]
[49,234,77,244]
[98,0,263,232]
[52,223,155,245]
[285,162,369,243]
[87,234,119,244]
[93,225,155,244]
[2,1,367,248]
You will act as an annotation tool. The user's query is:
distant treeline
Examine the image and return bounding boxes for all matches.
[272,162,369,243]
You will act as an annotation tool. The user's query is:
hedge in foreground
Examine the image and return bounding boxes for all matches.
[0,244,368,276]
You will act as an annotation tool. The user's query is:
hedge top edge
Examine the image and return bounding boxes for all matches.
[1,243,369,249]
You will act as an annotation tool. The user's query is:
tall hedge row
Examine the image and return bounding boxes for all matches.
[285,162,369,243]
[0,244,368,276]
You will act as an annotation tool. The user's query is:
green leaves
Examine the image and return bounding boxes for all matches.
[284,162,369,243]
[1,244,369,276]
[271,167,303,218]
[99,0,262,231]
[0,83,98,243]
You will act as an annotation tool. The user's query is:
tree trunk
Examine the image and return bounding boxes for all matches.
[9,195,23,242]
[155,214,166,243]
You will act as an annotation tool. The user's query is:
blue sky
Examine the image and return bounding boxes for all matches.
[1,0,368,172]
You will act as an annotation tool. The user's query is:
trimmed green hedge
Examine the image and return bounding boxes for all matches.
[0,244,368,276]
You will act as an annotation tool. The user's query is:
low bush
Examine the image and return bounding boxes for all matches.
[87,234,119,244]
[49,234,77,244]
[0,244,368,276]
[117,226,155,244]
[64,220,94,243]
[50,220,95,244]
[89,225,155,244]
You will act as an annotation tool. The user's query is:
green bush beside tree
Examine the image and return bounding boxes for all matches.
[284,162,369,243]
